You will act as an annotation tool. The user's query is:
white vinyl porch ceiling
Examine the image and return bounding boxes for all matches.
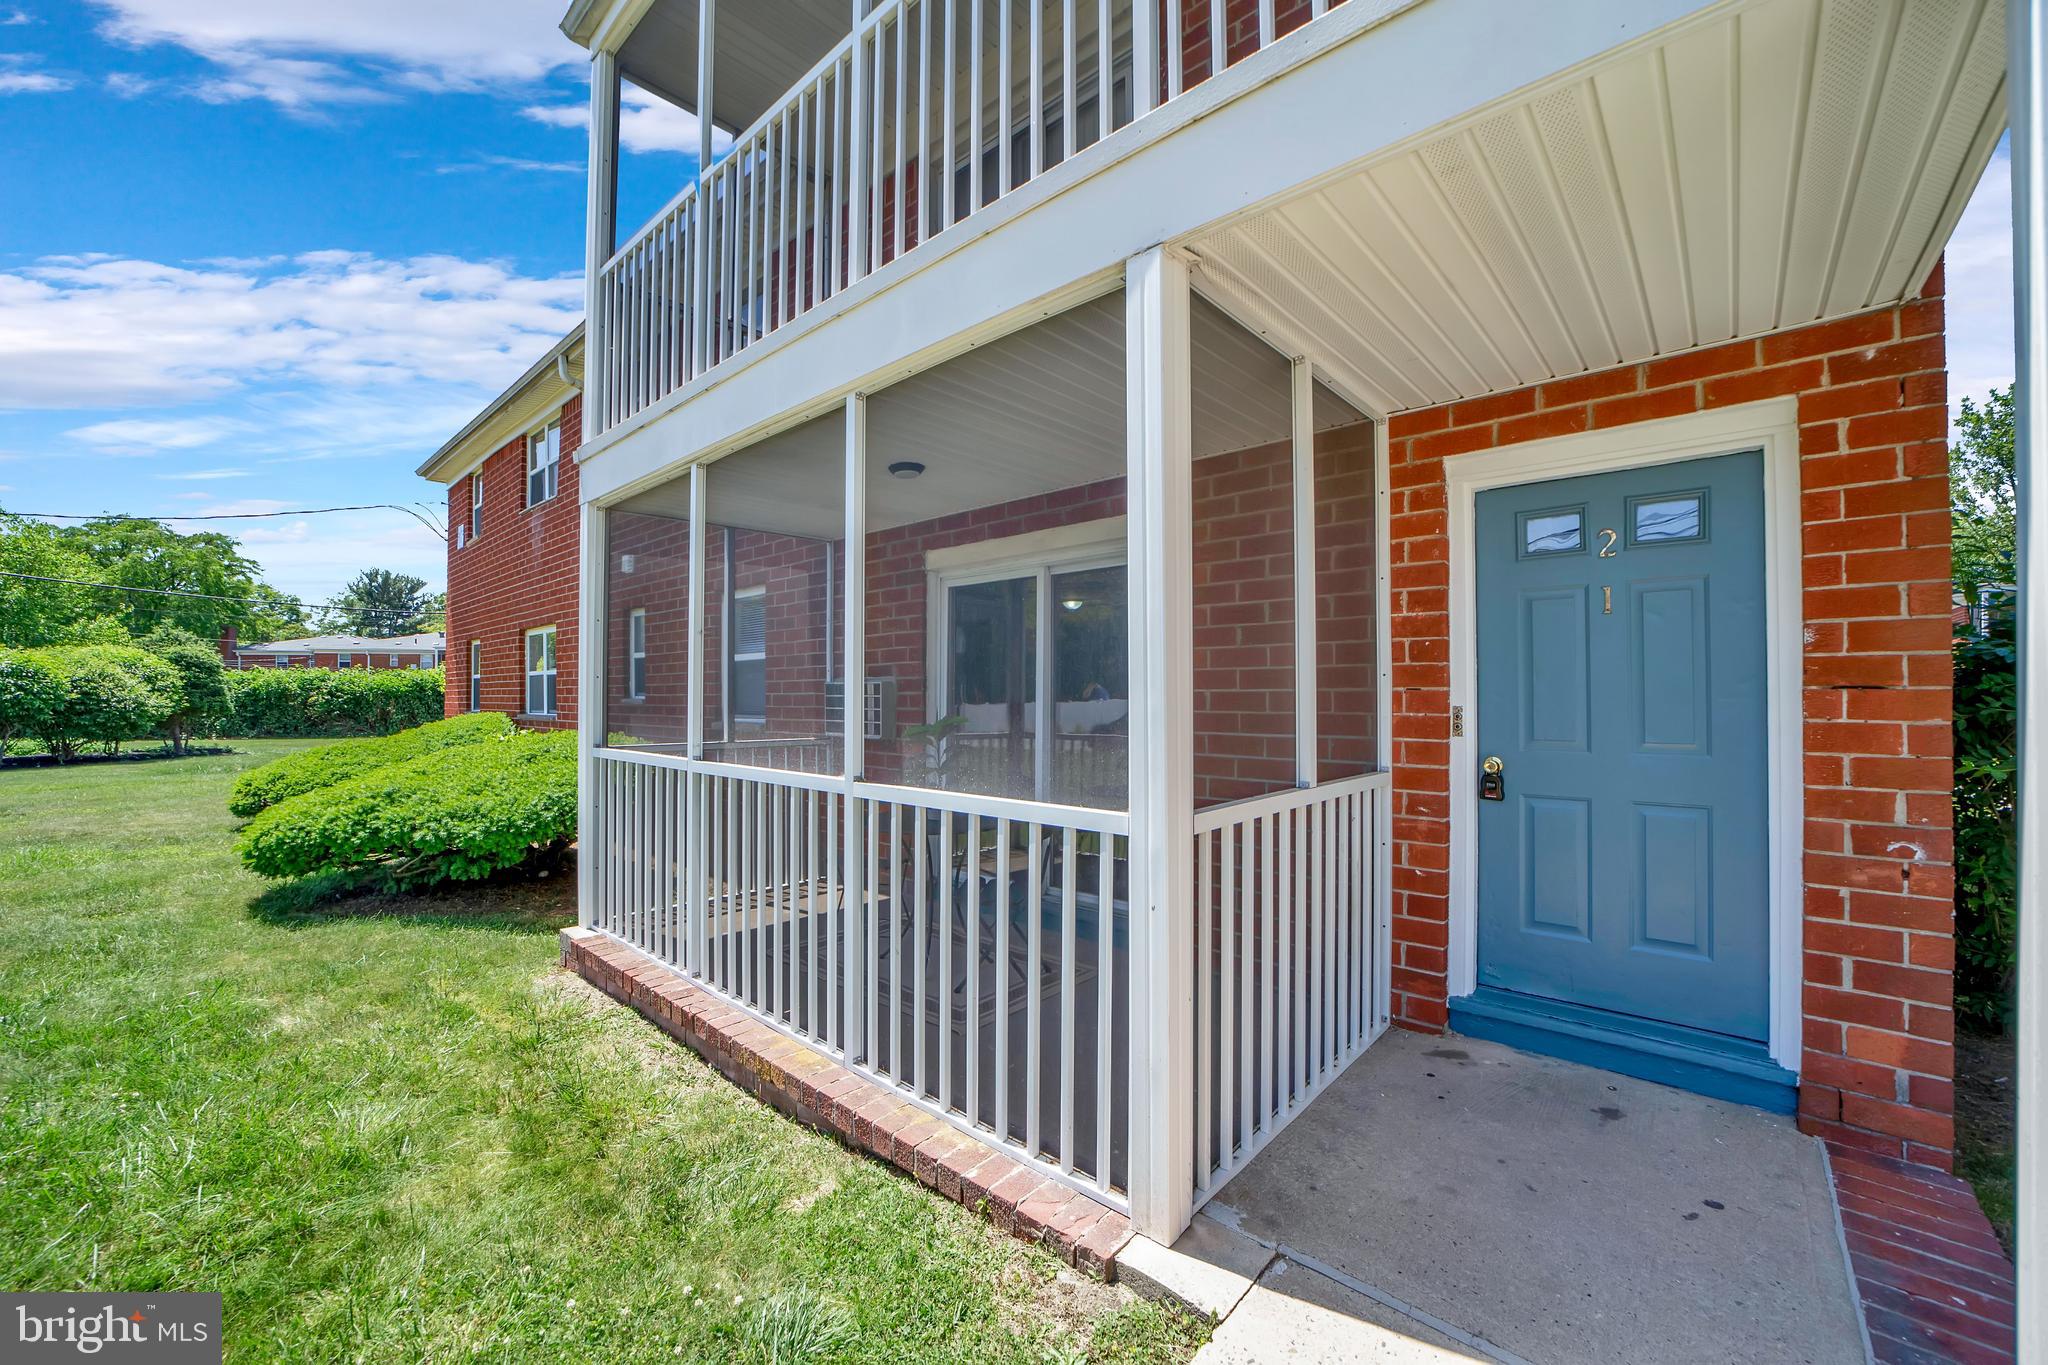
[619,292,1362,540]
[1188,0,2007,416]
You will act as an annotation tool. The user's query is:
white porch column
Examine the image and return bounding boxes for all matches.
[585,48,621,444]
[1291,357,1319,787]
[843,392,870,1060]
[2009,0,2045,1353]
[697,0,717,172]
[1125,246,1196,1241]
[849,27,872,282]
[685,464,708,974]
[1131,0,1158,119]
[576,501,609,928]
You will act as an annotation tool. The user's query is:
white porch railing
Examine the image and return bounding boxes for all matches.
[590,0,1351,437]
[1191,772,1388,1204]
[588,746,1133,1207]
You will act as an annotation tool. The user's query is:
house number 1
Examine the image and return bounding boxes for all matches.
[1597,528,1619,557]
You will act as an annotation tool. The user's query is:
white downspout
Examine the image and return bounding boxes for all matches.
[2010,0,2044,1356]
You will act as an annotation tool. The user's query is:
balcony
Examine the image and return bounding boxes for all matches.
[580,0,1378,442]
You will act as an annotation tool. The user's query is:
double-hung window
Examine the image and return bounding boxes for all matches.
[526,421,560,507]
[468,642,482,711]
[730,589,766,724]
[470,472,485,540]
[337,653,353,670]
[627,608,648,700]
[525,627,558,716]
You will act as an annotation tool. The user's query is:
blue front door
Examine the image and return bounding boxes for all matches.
[1474,451,1770,1042]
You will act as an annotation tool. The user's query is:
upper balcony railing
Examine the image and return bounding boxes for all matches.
[587,0,1350,439]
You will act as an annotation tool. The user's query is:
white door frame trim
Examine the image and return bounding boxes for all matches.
[1443,396,1804,1072]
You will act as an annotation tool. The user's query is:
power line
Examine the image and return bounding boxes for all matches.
[0,570,441,626]
[3,503,448,541]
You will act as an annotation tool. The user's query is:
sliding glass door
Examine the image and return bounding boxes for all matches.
[939,560,1127,809]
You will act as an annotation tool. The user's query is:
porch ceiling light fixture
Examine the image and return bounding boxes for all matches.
[1061,597,1085,612]
[887,460,925,479]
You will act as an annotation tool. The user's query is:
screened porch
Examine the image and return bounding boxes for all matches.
[578,255,1391,1237]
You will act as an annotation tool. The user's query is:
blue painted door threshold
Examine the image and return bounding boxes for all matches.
[1448,988,1797,1113]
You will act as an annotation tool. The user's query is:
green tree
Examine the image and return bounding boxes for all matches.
[38,645,180,761]
[0,649,66,753]
[142,627,232,755]
[1950,386,2016,606]
[323,569,436,636]
[0,513,311,648]
[0,515,98,646]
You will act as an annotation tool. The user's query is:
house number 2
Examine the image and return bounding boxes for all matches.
[1597,528,1619,557]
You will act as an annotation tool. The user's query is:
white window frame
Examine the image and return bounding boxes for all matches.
[526,420,561,508]
[469,641,483,712]
[470,470,485,540]
[729,587,766,725]
[525,626,558,717]
[926,520,1128,805]
[336,653,353,669]
[627,607,647,700]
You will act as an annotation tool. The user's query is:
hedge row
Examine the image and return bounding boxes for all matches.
[0,645,187,760]
[1954,614,2017,1029]
[219,666,447,738]
[237,728,576,892]
[228,711,513,817]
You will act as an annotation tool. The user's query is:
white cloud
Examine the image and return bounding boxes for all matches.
[88,0,581,109]
[437,154,583,176]
[68,415,252,454]
[156,467,252,480]
[0,251,581,410]
[0,69,66,92]
[0,8,32,23]
[232,508,447,600]
[0,52,69,93]
[1942,138,2013,420]
[524,84,724,156]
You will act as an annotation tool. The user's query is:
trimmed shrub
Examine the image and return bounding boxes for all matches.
[228,711,514,817]
[220,666,447,738]
[237,728,576,892]
[0,650,65,753]
[143,629,232,755]
[37,646,181,760]
[1954,612,2017,1029]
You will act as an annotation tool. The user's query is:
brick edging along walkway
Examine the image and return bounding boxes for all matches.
[560,927,1135,1277]
[1826,1142,2016,1363]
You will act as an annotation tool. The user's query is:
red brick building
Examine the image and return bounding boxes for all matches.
[419,328,583,731]
[218,628,444,671]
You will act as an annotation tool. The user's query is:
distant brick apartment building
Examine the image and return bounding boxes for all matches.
[218,628,444,671]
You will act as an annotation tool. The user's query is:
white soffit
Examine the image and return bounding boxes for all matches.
[614,291,1365,539]
[1188,0,2008,414]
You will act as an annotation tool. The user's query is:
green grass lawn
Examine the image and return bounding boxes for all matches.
[0,740,1204,1363]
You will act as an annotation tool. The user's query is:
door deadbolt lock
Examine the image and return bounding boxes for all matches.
[1479,755,1506,802]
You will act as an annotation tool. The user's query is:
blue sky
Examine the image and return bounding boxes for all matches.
[0,0,2019,610]
[0,0,699,608]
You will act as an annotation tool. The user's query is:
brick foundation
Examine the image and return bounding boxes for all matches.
[559,925,1136,1277]
[1386,271,1956,1163]
[1827,1143,2015,1362]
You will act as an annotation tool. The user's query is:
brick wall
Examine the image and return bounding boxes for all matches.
[1384,272,1955,1163]
[444,395,582,729]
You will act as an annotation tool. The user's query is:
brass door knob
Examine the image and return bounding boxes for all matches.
[1482,756,1504,774]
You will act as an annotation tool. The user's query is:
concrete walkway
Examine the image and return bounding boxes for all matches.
[1143,1030,1869,1364]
